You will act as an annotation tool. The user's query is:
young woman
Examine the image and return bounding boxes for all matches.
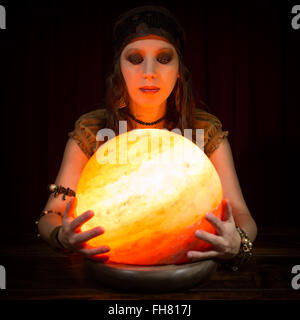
[37,5,257,270]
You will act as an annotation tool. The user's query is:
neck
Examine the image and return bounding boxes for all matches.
[127,102,167,129]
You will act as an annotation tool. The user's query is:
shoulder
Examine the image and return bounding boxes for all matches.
[72,108,107,135]
[192,108,229,157]
[68,108,108,159]
[74,108,107,128]
[193,108,223,129]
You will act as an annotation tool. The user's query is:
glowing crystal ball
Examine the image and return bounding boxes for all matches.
[75,129,223,265]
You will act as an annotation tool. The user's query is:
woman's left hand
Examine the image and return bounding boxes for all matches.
[186,199,241,261]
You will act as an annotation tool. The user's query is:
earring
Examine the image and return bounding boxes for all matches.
[118,97,127,109]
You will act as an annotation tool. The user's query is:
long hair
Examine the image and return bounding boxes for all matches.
[104,52,202,136]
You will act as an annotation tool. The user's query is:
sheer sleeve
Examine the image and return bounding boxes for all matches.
[69,108,227,159]
[68,109,107,159]
[193,109,229,157]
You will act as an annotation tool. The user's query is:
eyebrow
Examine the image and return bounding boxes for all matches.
[125,47,174,54]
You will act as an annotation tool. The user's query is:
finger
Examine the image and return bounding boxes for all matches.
[222,198,233,222]
[88,255,110,262]
[72,226,104,245]
[205,212,224,236]
[69,210,94,232]
[194,229,222,248]
[187,250,219,261]
[78,245,110,257]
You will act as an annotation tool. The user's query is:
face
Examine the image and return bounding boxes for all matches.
[120,35,179,111]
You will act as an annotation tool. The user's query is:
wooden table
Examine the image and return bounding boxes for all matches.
[1,227,299,304]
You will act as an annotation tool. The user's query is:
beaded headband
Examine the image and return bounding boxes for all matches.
[113,5,186,59]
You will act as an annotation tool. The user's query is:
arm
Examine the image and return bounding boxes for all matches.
[38,138,110,260]
[38,137,89,241]
[187,137,257,261]
[209,137,257,242]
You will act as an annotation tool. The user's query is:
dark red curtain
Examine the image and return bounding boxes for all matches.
[1,0,299,235]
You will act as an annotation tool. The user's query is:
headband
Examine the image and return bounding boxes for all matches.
[113,6,186,59]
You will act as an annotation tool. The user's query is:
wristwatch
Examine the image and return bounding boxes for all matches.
[223,226,253,271]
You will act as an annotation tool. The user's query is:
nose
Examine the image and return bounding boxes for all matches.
[143,58,157,79]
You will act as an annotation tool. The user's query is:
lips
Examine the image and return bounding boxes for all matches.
[140,86,160,94]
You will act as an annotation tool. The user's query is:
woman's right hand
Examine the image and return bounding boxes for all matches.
[58,197,110,261]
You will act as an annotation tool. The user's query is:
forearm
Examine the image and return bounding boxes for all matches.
[38,191,73,245]
[233,211,257,243]
[38,212,63,244]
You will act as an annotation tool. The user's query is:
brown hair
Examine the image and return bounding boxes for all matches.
[104,52,199,136]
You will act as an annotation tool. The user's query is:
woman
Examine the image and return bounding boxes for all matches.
[37,6,257,270]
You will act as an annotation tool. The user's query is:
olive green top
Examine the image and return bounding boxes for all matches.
[68,108,228,159]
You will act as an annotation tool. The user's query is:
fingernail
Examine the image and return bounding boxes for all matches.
[86,210,94,217]
[187,252,193,258]
[97,226,104,233]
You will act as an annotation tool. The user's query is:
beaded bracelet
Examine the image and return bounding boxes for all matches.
[48,184,76,200]
[35,184,75,251]
[35,210,65,249]
[222,226,253,271]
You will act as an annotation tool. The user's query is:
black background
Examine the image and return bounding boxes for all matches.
[1,0,299,237]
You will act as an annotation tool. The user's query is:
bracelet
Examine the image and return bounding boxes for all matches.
[49,225,65,250]
[35,209,63,243]
[48,184,76,200]
[222,226,253,272]
[35,210,63,237]
[35,210,72,253]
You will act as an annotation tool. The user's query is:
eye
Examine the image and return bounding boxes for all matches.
[127,53,143,65]
[157,53,172,64]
